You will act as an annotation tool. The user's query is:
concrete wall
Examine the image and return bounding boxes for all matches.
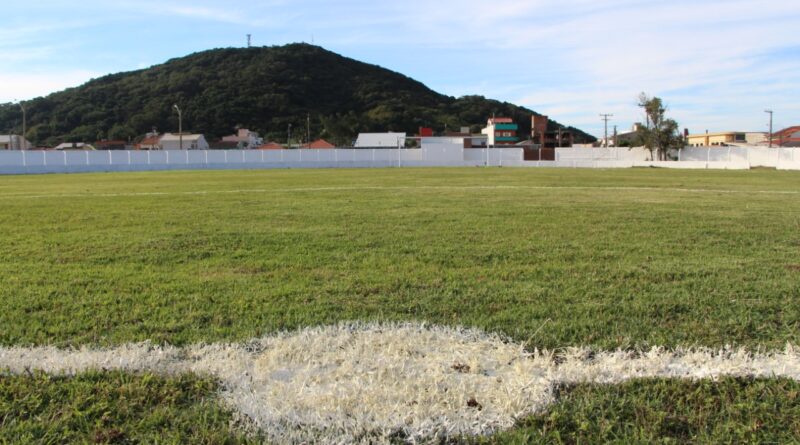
[0,146,798,175]
[554,146,800,170]
[555,147,653,162]
[0,149,424,174]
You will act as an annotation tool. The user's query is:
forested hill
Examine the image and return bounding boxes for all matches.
[0,44,596,146]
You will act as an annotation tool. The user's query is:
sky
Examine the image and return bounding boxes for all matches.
[2,0,799,138]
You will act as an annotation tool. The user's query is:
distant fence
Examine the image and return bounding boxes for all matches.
[0,146,798,175]
[0,147,525,175]
[0,149,421,175]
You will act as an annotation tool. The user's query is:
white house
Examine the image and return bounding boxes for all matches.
[481,118,519,146]
[354,133,406,148]
[0,135,32,150]
[222,128,263,148]
[160,133,209,150]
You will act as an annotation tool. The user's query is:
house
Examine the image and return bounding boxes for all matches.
[222,128,263,148]
[136,134,162,150]
[686,131,748,147]
[354,133,406,148]
[771,126,800,147]
[0,135,32,150]
[597,123,643,147]
[94,140,129,150]
[531,115,573,148]
[54,142,96,150]
[159,133,209,150]
[307,139,335,149]
[257,142,286,150]
[481,118,518,146]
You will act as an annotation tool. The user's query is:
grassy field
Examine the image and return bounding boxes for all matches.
[3,373,798,444]
[1,167,799,442]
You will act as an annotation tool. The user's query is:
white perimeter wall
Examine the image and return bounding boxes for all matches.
[0,146,798,175]
[549,146,800,171]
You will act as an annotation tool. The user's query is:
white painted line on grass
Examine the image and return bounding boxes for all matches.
[1,323,799,444]
[2,185,799,200]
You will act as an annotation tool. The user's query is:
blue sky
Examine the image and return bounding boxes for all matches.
[2,0,799,137]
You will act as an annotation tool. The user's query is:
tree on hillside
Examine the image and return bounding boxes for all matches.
[635,93,684,161]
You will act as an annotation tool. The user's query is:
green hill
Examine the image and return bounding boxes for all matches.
[0,43,596,147]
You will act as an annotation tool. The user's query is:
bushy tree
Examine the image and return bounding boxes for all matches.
[636,93,684,161]
[107,123,136,141]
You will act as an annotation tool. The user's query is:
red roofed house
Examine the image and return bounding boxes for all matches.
[772,126,800,147]
[307,139,335,149]
[257,142,286,150]
[136,134,162,150]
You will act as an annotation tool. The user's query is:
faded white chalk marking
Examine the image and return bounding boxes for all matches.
[2,323,798,444]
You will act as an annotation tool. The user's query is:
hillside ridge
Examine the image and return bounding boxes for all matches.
[0,43,596,146]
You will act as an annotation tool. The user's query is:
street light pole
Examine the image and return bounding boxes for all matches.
[764,110,773,148]
[19,101,26,150]
[173,104,183,150]
[13,99,26,150]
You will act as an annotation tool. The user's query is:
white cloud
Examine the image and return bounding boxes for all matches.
[344,0,800,135]
[0,71,101,103]
[118,0,291,26]
[1,0,798,136]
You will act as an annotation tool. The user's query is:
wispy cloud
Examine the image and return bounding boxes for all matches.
[2,0,798,135]
[117,0,291,27]
[0,71,102,104]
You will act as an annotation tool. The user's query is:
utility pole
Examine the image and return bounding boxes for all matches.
[765,109,773,148]
[287,123,292,147]
[306,114,311,148]
[173,104,183,150]
[600,114,613,148]
[247,34,252,48]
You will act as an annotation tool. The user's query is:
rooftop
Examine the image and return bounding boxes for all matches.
[161,133,205,142]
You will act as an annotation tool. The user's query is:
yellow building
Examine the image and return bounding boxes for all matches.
[686,132,746,147]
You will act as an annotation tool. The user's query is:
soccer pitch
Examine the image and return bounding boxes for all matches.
[1,167,799,443]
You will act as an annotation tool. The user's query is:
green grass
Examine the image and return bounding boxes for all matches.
[0,371,258,444]
[1,167,799,443]
[483,377,800,444]
[3,373,798,444]
[1,168,798,349]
